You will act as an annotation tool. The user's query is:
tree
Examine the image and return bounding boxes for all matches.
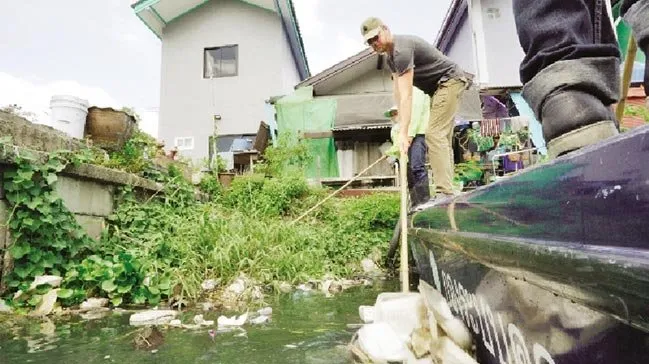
[0,103,37,122]
[120,106,142,123]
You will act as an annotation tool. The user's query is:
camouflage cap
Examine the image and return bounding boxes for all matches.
[360,17,384,41]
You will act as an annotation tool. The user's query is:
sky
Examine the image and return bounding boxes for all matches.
[0,0,451,138]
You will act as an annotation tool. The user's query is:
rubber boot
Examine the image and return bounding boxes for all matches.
[541,90,619,158]
[409,183,431,209]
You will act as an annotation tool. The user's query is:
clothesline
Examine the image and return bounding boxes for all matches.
[458,116,530,137]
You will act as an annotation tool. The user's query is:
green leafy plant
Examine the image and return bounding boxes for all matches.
[454,161,484,185]
[0,142,170,309]
[60,253,170,307]
[624,104,649,122]
[198,172,223,198]
[2,151,93,298]
[1,134,399,310]
[100,129,160,174]
[257,133,312,177]
[467,127,495,152]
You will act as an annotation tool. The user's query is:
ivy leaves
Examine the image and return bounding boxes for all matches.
[2,150,170,310]
[3,152,91,296]
[61,253,171,307]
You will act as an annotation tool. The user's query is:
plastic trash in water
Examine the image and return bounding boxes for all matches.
[250,315,269,325]
[358,305,375,323]
[217,312,248,327]
[434,337,479,364]
[373,292,425,343]
[356,322,408,362]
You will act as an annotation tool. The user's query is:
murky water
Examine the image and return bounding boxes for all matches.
[0,281,397,364]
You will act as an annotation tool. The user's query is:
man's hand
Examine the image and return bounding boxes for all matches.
[399,130,411,155]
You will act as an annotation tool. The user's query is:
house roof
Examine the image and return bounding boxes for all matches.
[434,0,467,54]
[295,48,385,96]
[435,0,627,52]
[435,0,645,83]
[131,0,310,80]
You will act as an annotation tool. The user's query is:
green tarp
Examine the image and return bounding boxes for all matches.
[274,86,339,178]
[613,3,646,62]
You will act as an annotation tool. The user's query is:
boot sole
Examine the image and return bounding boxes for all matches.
[547,120,619,159]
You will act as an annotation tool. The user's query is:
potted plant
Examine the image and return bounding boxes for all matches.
[216,155,235,188]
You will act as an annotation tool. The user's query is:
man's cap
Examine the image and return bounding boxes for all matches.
[360,17,384,41]
[384,105,398,118]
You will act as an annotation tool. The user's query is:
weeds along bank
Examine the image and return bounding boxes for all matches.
[0,133,399,314]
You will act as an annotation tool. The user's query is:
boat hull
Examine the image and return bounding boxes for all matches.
[410,125,649,363]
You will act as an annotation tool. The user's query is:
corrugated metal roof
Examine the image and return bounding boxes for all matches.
[332,123,392,132]
[295,48,375,89]
[327,93,393,128]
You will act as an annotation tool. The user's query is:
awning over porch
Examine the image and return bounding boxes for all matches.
[320,93,393,129]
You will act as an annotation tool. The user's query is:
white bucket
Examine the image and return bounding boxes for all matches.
[49,95,89,139]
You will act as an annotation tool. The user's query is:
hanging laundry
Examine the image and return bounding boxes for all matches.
[480,118,501,137]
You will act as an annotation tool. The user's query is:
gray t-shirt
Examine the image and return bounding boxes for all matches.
[387,34,463,95]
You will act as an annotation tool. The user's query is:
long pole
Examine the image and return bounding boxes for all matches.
[291,155,388,225]
[399,151,409,292]
[616,35,638,122]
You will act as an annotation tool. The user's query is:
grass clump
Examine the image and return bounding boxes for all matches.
[1,132,398,309]
[102,172,398,302]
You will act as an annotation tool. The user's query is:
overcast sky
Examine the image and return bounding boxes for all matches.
[0,0,451,137]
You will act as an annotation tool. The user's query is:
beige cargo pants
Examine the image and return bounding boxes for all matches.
[426,78,466,195]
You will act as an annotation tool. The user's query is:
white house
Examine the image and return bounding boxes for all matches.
[131,0,310,160]
[435,0,526,90]
[436,0,645,90]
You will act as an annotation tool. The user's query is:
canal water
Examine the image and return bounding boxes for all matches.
[0,280,398,363]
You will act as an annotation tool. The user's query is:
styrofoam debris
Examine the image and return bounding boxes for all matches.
[373,292,424,343]
[250,315,269,325]
[357,322,408,362]
[29,276,63,291]
[409,327,432,358]
[434,337,479,364]
[358,305,375,323]
[80,298,109,311]
[129,310,178,326]
[438,317,472,350]
[257,307,272,316]
[29,289,59,317]
[418,281,453,321]
[217,312,248,327]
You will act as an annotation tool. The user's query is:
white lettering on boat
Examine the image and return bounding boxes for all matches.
[438,269,556,364]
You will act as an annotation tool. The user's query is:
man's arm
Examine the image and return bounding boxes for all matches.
[395,70,414,153]
[393,75,401,110]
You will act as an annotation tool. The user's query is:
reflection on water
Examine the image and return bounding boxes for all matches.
[0,281,397,364]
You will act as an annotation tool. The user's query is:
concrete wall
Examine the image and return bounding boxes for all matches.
[159,0,300,160]
[0,162,162,289]
[0,113,165,289]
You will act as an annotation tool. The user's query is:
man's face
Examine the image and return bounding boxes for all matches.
[367,27,390,53]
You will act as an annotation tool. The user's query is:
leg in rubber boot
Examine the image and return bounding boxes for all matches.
[512,0,622,157]
[541,90,618,158]
[407,135,430,209]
